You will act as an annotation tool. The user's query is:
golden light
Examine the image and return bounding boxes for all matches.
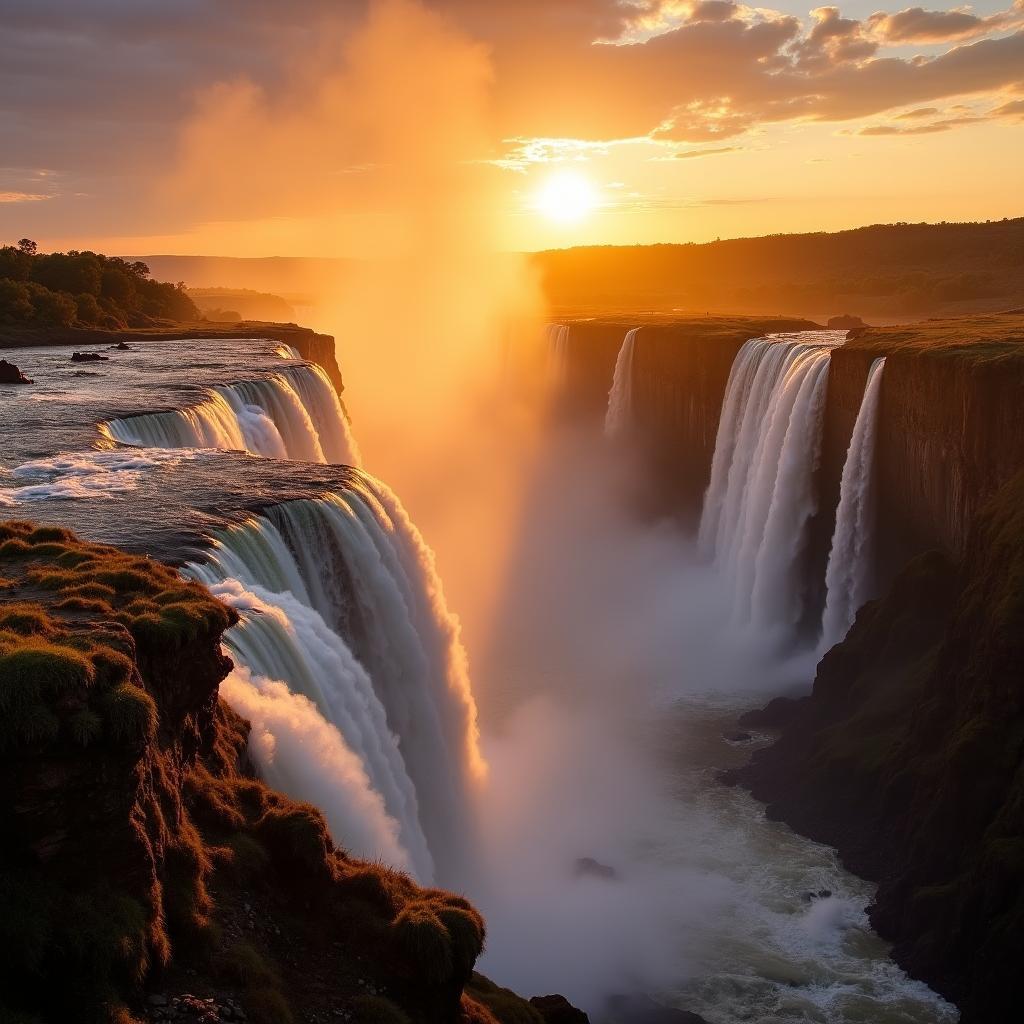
[533,170,599,225]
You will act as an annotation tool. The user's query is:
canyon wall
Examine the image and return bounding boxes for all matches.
[563,313,1024,568]
[560,316,815,520]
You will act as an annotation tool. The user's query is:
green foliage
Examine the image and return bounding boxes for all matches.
[217,942,280,989]
[100,683,157,742]
[242,988,294,1024]
[255,802,333,874]
[0,243,198,327]
[465,976,545,1024]
[393,903,454,983]
[69,709,103,747]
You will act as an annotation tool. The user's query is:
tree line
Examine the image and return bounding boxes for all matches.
[0,239,198,329]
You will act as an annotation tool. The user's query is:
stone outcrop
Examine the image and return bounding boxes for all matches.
[0,520,582,1024]
[731,470,1024,1023]
[0,357,32,383]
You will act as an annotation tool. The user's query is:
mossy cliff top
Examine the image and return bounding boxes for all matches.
[0,522,577,1024]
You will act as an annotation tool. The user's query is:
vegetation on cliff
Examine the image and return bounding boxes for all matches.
[0,522,564,1024]
[0,239,198,330]
[734,470,1024,1023]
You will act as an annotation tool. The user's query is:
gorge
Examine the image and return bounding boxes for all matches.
[2,309,1022,1024]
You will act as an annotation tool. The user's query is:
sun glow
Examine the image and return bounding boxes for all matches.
[533,170,599,225]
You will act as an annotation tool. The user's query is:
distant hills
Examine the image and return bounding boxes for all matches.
[131,218,1024,323]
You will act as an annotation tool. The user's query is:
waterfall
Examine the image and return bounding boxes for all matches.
[699,332,844,632]
[274,343,301,359]
[547,324,570,387]
[187,471,482,884]
[604,328,639,439]
[820,358,886,650]
[102,363,360,466]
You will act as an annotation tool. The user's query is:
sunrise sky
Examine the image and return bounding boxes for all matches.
[1,0,1022,256]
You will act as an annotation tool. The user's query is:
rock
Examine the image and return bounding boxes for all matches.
[573,856,618,880]
[826,314,866,330]
[111,340,131,350]
[802,889,833,902]
[148,993,169,1007]
[0,358,32,384]
[71,350,108,362]
[606,994,709,1024]
[723,730,753,743]
[530,993,591,1023]
[738,696,802,730]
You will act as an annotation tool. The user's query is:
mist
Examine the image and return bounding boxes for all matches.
[164,0,820,1014]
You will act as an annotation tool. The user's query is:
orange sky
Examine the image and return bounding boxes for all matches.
[2,1,1022,256]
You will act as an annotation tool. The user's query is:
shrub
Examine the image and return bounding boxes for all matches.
[217,942,280,989]
[101,683,157,742]
[0,602,52,635]
[243,988,294,1024]
[393,903,453,983]
[69,708,103,746]
[255,802,333,874]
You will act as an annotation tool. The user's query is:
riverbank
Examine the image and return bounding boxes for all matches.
[0,321,345,394]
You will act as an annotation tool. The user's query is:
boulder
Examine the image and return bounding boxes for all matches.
[70,351,108,362]
[607,994,709,1023]
[0,358,32,384]
[530,994,591,1024]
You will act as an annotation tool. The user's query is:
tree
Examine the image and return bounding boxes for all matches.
[27,282,77,326]
[17,238,37,255]
[0,278,33,322]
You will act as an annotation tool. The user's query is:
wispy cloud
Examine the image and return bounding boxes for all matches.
[0,191,48,203]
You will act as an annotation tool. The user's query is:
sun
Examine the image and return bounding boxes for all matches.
[533,170,599,225]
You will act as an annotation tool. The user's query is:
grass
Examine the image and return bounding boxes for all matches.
[1,518,512,1024]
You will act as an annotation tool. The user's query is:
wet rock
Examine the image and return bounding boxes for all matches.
[723,730,753,743]
[111,340,131,350]
[607,994,709,1024]
[573,856,618,880]
[0,358,32,383]
[71,350,108,362]
[802,889,833,902]
[530,993,590,1023]
[738,696,802,730]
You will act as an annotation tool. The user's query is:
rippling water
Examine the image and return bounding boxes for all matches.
[0,337,357,558]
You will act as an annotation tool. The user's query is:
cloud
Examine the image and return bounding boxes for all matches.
[856,114,983,134]
[866,6,1024,45]
[2,0,1023,242]
[0,191,48,203]
[992,96,1024,117]
[674,145,742,157]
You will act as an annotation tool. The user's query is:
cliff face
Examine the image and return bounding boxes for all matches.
[560,316,817,519]
[733,471,1024,1023]
[0,522,575,1024]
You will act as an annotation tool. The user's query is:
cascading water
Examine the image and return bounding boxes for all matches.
[699,332,844,633]
[604,327,639,439]
[187,471,482,885]
[820,357,886,651]
[546,324,570,387]
[102,363,360,466]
